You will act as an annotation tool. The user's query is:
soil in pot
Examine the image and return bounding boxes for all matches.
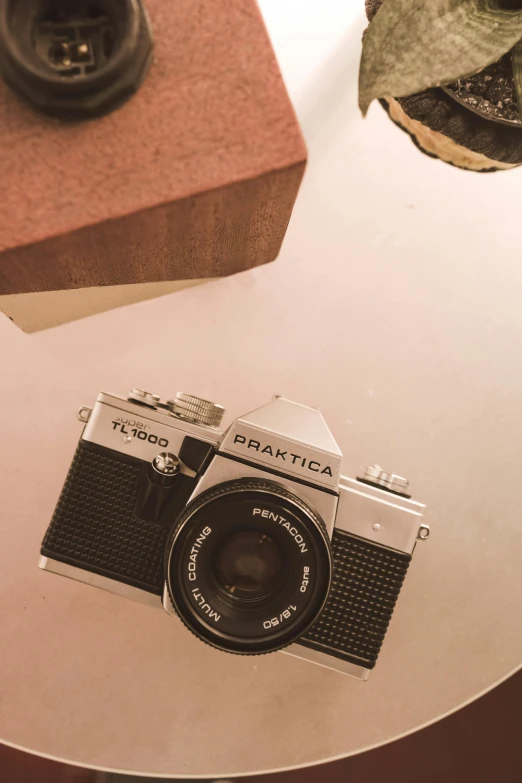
[363,0,522,170]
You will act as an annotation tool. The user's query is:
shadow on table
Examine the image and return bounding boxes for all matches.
[1,669,521,783]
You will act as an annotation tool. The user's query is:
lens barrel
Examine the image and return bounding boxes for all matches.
[165,478,332,655]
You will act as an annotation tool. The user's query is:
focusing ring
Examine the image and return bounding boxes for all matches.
[165,478,332,656]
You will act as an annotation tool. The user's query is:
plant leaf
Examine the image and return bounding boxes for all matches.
[359,0,522,115]
[512,39,522,121]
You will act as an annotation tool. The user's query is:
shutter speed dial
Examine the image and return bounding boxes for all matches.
[127,388,225,428]
[168,392,225,429]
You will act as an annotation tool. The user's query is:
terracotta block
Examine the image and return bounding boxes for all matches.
[0,0,307,300]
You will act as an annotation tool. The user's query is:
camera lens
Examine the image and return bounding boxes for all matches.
[214,531,283,600]
[166,478,332,655]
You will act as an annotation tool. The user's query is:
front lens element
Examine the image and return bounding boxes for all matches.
[214,530,283,600]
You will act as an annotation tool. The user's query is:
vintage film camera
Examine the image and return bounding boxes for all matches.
[39,389,429,679]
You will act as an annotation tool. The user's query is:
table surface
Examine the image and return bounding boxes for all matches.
[1,1,522,778]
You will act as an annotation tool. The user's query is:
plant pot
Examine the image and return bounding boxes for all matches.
[365,0,522,171]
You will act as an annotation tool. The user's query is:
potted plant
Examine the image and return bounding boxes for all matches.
[359,0,522,171]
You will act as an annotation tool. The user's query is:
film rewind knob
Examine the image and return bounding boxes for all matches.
[128,388,161,408]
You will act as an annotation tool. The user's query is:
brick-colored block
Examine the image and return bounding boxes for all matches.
[0,0,307,296]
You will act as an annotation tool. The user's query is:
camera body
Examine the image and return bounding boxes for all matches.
[39,389,429,679]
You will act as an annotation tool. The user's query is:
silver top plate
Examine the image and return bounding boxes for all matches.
[336,477,426,555]
[81,392,221,464]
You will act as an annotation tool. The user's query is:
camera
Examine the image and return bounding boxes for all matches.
[39,389,429,679]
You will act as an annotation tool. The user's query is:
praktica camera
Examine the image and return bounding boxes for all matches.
[39,389,429,679]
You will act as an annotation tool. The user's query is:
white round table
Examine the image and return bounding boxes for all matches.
[1,1,521,778]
